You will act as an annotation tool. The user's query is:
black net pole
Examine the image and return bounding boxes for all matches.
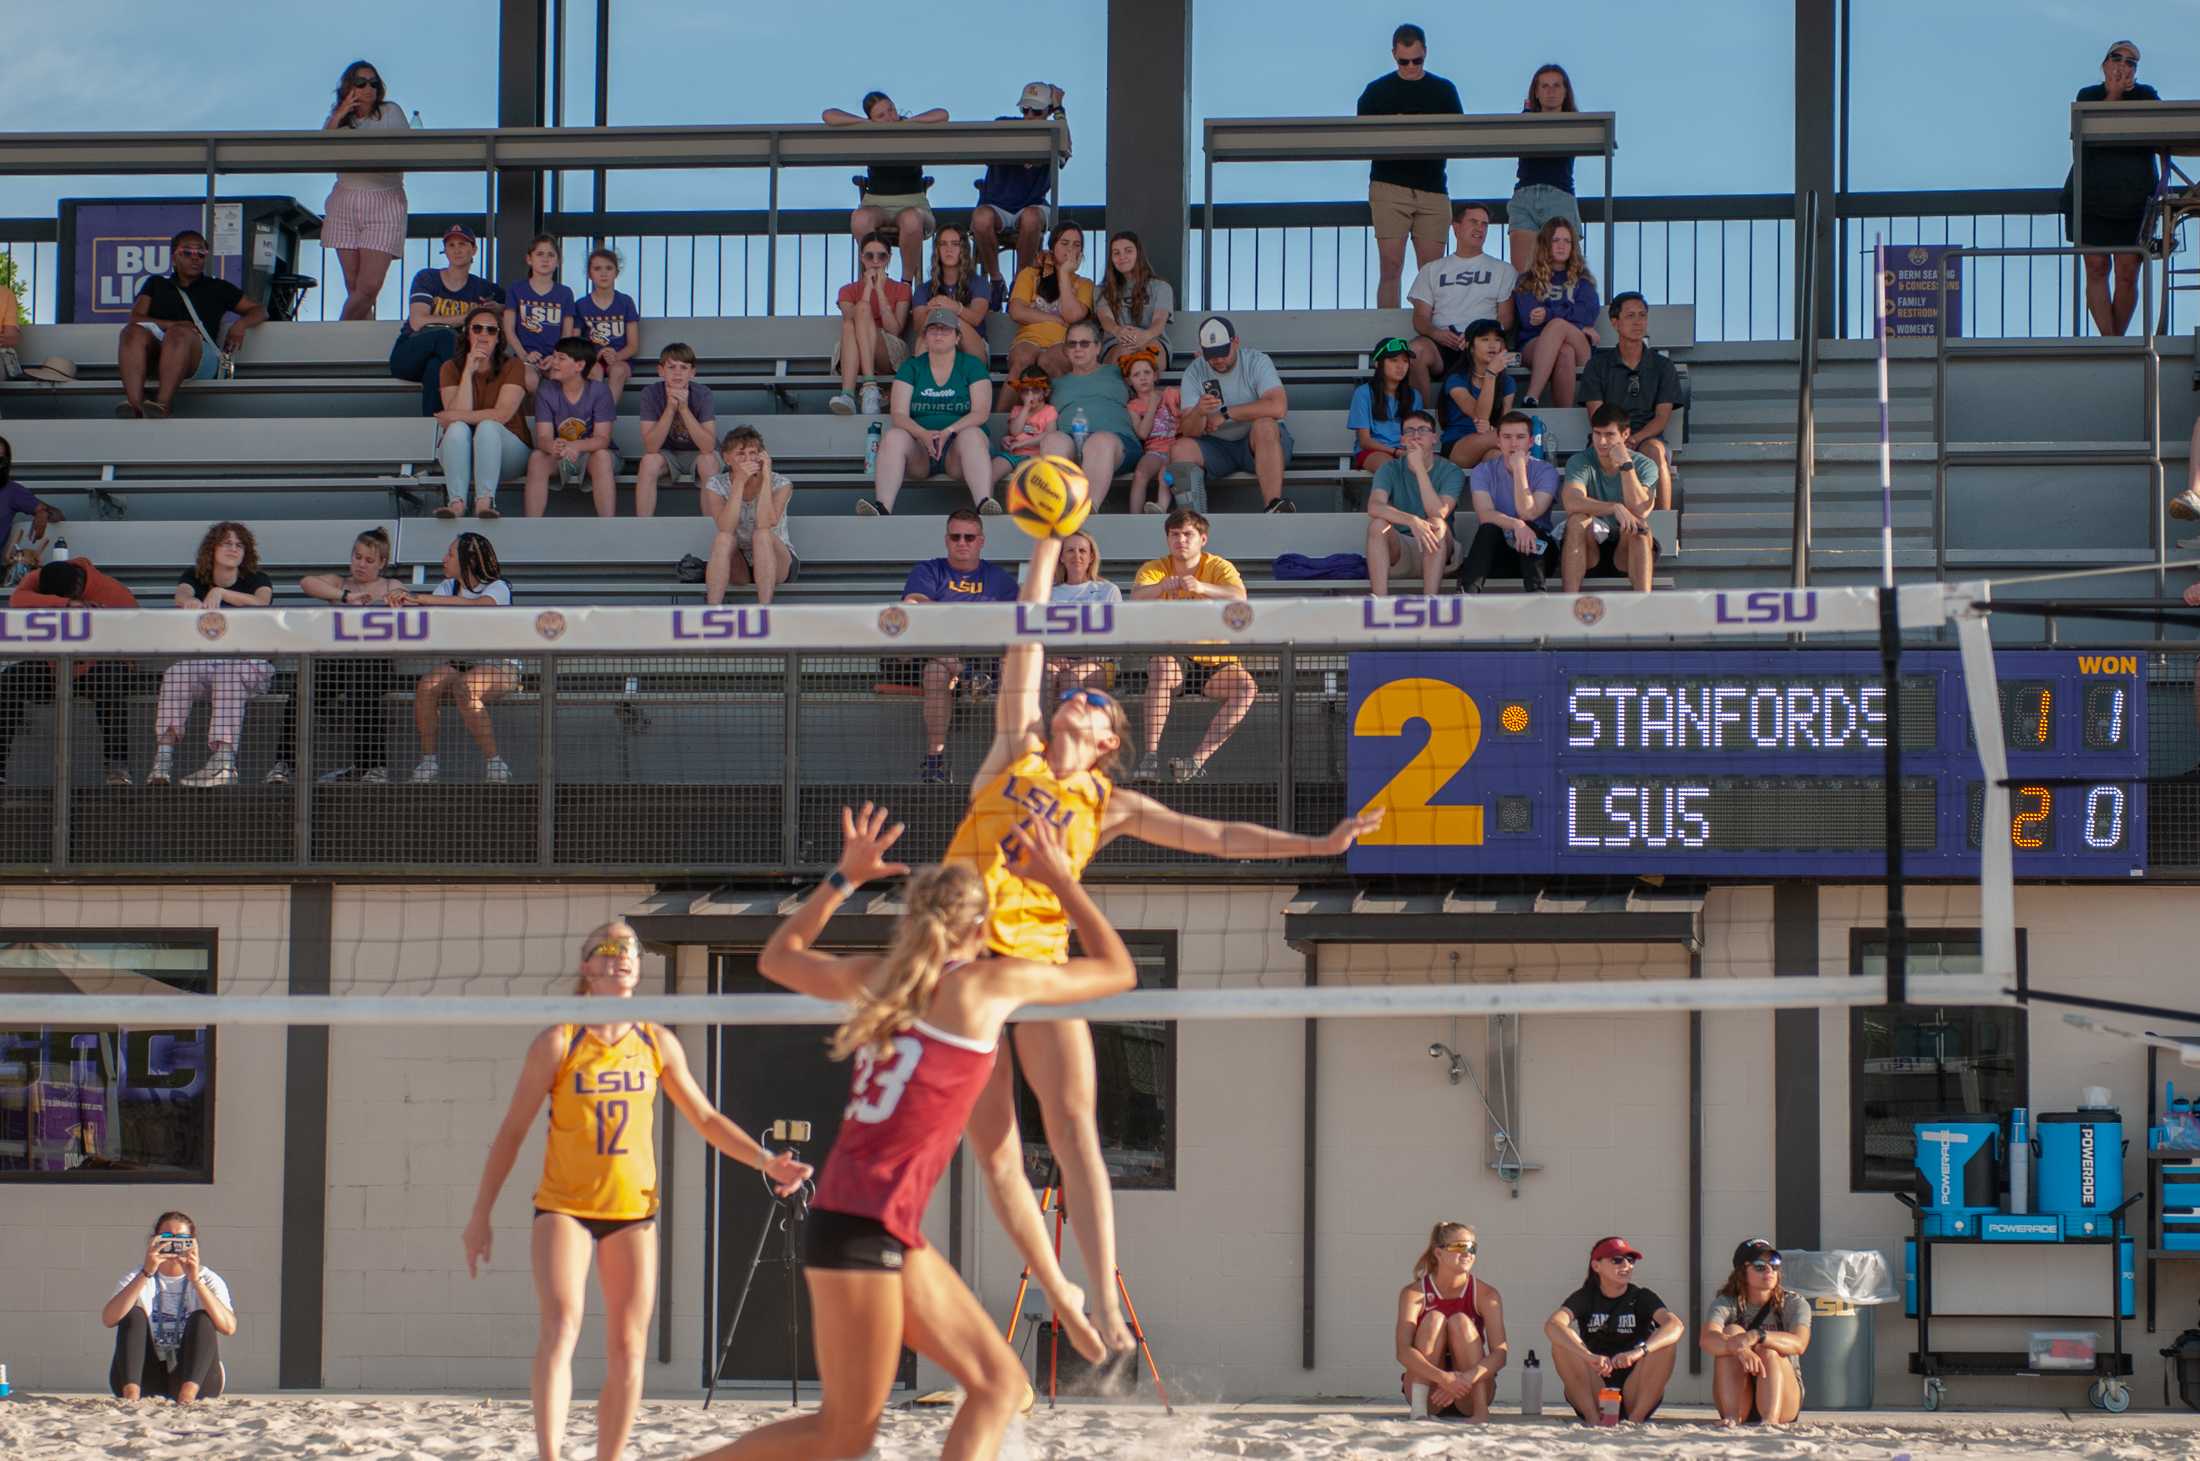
[1879,586,1909,1008]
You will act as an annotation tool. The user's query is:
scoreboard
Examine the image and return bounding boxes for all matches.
[1346,650,2146,878]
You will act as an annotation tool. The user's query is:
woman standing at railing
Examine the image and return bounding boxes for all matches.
[321,59,410,321]
[2062,39,2159,338]
[1507,64,1585,277]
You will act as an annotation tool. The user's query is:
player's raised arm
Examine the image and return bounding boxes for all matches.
[758,803,902,1002]
[1102,790,1384,859]
[979,535,1065,782]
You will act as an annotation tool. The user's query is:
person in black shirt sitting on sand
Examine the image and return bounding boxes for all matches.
[1544,1235,1686,1424]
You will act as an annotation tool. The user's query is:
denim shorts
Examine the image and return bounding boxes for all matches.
[1194,421,1294,478]
[1507,184,1583,235]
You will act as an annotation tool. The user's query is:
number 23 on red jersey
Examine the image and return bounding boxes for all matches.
[845,1035,924,1124]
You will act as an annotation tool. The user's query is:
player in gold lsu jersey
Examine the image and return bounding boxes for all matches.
[462,922,811,1461]
[944,535,1383,1360]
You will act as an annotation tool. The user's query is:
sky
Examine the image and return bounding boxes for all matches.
[0,0,2195,329]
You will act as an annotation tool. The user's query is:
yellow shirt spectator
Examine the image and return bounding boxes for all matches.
[1010,267,1096,350]
[1134,550,1243,665]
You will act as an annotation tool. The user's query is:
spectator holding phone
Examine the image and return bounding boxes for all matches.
[1170,316,1294,514]
[1460,412,1559,593]
[292,527,405,785]
[100,1211,235,1402]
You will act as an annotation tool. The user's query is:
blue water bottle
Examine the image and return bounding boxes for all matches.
[1530,413,1547,461]
[864,419,882,476]
[1069,406,1089,458]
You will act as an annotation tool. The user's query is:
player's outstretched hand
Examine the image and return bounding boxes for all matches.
[836,802,911,887]
[461,1214,493,1278]
[1317,808,1386,855]
[1008,816,1076,892]
[762,1148,815,1198]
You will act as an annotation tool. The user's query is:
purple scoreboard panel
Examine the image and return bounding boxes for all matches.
[1346,649,2146,879]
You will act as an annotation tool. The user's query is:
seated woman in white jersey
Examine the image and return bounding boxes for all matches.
[700,804,1137,1461]
[1395,1219,1509,1420]
[462,922,809,1461]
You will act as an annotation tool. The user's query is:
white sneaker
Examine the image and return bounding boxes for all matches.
[485,756,512,784]
[361,767,390,785]
[828,393,857,415]
[317,766,359,784]
[181,755,237,788]
[2169,488,2200,522]
[411,756,440,784]
[264,760,292,785]
[858,382,883,415]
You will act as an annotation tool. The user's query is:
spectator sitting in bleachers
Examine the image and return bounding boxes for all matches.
[1579,293,1681,508]
[524,340,622,518]
[1513,220,1600,408]
[1460,413,1560,594]
[1005,223,1093,382]
[830,233,912,416]
[702,426,798,608]
[1047,528,1120,700]
[999,372,1057,466]
[319,59,409,321]
[396,532,518,784]
[865,306,996,517]
[0,435,62,566]
[1171,315,1295,514]
[1043,319,1144,509]
[1123,352,1180,515]
[1348,336,1420,479]
[903,507,1020,783]
[151,521,275,788]
[1405,204,1517,415]
[635,343,720,519]
[1508,65,1586,276]
[116,229,266,420]
[391,225,500,416]
[1357,23,1460,310]
[972,82,1068,286]
[573,247,641,403]
[0,558,135,788]
[911,224,995,360]
[4,503,57,588]
[825,90,946,283]
[293,527,403,785]
[1366,409,1459,598]
[503,233,577,394]
[434,304,528,521]
[1440,319,1514,472]
[1094,230,1174,365]
[1560,405,1658,594]
[1129,508,1255,782]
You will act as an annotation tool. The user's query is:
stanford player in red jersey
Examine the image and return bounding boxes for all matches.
[696,804,1135,1461]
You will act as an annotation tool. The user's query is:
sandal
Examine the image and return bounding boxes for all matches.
[474,500,501,521]
[142,401,170,420]
[113,402,143,420]
[434,501,461,520]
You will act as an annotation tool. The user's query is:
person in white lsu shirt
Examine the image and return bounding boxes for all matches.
[1405,202,1518,409]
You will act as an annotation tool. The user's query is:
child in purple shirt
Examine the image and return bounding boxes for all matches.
[572,246,643,402]
[503,233,577,391]
[523,340,623,517]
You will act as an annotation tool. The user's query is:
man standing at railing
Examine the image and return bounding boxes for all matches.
[1358,23,1462,310]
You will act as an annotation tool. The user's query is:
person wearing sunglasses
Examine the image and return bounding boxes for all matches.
[937,534,1382,1364]
[2062,40,2159,338]
[320,58,410,320]
[465,922,810,1461]
[1546,1235,1684,1424]
[1037,319,1144,508]
[115,228,265,420]
[101,1210,234,1401]
[1396,1221,1509,1421]
[392,225,502,416]
[434,303,530,519]
[902,508,1020,783]
[1703,1239,1810,1426]
[829,232,912,415]
[1357,23,1461,309]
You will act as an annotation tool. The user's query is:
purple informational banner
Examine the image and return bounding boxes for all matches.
[65,200,246,324]
[1877,242,1963,339]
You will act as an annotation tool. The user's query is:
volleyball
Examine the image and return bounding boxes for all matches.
[1002,454,1093,539]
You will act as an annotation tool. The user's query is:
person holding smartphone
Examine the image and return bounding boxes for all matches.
[100,1211,236,1401]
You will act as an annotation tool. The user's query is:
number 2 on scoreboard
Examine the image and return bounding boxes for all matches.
[1353,677,1484,846]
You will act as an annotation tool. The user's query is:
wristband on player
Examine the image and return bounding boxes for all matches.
[824,869,853,897]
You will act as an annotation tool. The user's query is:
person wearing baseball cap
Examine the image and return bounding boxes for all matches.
[1167,315,1296,514]
[2062,37,2159,338]
[389,223,500,415]
[1545,1235,1684,1424]
[1703,1238,1811,1426]
[972,82,1070,286]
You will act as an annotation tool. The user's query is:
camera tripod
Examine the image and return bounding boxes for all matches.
[998,1161,1172,1412]
[704,1162,813,1409]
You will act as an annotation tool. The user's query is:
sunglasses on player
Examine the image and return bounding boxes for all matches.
[1059,688,1117,711]
[591,938,639,958]
[1439,1241,1479,1255]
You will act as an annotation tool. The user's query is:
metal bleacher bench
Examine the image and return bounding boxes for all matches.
[3,417,436,520]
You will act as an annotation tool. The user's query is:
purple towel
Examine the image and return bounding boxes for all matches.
[1274,551,1371,581]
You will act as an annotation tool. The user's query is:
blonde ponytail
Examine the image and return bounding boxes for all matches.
[830,864,987,1061]
[1412,1220,1473,1281]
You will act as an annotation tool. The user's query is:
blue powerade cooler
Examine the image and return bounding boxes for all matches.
[1912,1118,2002,1236]
[2036,1110,2126,1237]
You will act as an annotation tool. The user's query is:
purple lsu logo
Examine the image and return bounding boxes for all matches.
[671,608,772,641]
[1360,597,1465,631]
[574,1068,652,1095]
[1714,590,1819,625]
[1016,603,1113,636]
[0,609,93,643]
[332,609,429,643]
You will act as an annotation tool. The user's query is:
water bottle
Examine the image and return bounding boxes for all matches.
[864,419,882,476]
[1530,414,1547,461]
[0,1360,10,1398]
[1069,406,1088,458]
[411,110,425,129]
[49,536,68,562]
[1596,1385,1622,1426]
[1519,1350,1542,1417]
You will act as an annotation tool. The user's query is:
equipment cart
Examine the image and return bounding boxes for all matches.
[1898,1192,2140,1412]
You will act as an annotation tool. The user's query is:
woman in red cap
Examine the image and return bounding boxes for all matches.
[1544,1235,1684,1423]
[1702,1238,1810,1425]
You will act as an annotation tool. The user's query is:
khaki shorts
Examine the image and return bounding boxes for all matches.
[860,193,936,238]
[1389,523,1460,576]
[831,330,910,373]
[642,446,716,481]
[1369,181,1449,249]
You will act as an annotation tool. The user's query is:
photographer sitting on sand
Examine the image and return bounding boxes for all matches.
[99,1211,235,1401]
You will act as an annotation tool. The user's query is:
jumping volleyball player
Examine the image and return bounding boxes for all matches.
[462,922,812,1461]
[701,803,1138,1461]
[948,533,1384,1357]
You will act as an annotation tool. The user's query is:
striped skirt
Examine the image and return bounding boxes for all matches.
[322,183,409,257]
